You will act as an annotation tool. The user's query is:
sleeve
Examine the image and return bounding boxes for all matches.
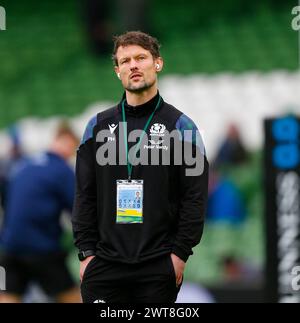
[72,115,99,252]
[172,114,209,262]
[58,166,75,213]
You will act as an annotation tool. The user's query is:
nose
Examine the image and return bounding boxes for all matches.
[129,59,138,71]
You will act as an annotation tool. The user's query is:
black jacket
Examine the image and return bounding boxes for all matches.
[72,92,209,263]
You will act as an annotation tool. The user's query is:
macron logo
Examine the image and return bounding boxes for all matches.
[109,123,118,134]
[94,299,106,303]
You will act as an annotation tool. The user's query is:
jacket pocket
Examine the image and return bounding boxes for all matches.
[167,255,177,285]
[82,256,97,281]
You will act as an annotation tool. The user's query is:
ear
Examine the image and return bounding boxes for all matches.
[114,66,121,79]
[155,57,163,72]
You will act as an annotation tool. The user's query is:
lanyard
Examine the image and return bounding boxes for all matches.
[121,95,162,180]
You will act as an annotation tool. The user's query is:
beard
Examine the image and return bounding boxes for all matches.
[125,78,155,93]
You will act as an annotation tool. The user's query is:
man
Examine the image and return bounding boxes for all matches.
[0,126,23,210]
[0,123,80,303]
[72,31,209,303]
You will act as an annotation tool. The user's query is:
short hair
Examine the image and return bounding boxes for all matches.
[112,31,161,66]
[55,120,79,143]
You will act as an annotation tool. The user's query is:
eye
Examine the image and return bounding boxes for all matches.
[120,59,129,65]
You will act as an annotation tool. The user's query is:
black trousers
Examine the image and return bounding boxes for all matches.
[0,252,75,296]
[81,254,182,303]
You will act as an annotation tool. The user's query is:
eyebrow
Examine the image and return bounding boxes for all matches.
[119,53,149,62]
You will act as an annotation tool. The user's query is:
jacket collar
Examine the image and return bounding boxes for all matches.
[118,91,162,117]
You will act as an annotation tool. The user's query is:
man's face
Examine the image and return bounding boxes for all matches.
[59,134,79,159]
[115,45,162,93]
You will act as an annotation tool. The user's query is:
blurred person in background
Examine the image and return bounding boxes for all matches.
[0,122,80,303]
[0,125,24,210]
[81,0,113,56]
[221,254,263,284]
[208,123,248,225]
[213,123,249,168]
[81,0,149,57]
[72,31,209,303]
[206,168,247,225]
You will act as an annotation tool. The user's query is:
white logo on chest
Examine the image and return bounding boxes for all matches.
[150,123,166,137]
[108,123,118,134]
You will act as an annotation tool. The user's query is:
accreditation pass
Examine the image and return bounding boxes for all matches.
[116,180,143,224]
